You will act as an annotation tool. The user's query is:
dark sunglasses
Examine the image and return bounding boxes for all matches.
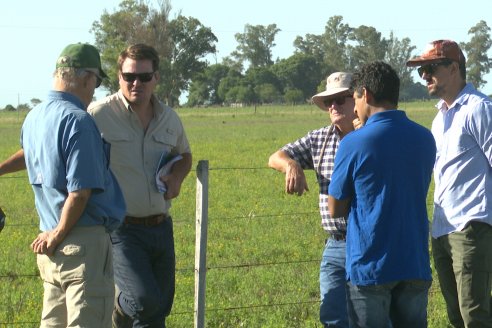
[417,60,453,77]
[121,72,155,83]
[85,70,103,88]
[323,95,352,107]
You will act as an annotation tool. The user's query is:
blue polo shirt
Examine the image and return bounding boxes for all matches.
[21,91,126,232]
[329,110,436,285]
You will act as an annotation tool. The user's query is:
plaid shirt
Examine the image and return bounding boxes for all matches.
[282,124,347,234]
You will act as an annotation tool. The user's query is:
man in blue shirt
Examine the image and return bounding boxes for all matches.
[2,43,126,327]
[408,39,492,327]
[328,61,436,327]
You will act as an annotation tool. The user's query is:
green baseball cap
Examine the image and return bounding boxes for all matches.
[55,43,108,78]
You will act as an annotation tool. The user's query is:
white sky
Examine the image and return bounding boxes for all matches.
[1,0,491,108]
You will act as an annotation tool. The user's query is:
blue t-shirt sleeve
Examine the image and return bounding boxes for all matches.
[64,116,106,193]
[328,137,354,200]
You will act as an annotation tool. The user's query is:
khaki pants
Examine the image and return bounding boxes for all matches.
[37,226,114,328]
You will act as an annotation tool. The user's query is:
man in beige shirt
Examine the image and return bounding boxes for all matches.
[88,43,192,327]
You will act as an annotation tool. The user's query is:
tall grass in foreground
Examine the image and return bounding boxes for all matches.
[0,101,450,327]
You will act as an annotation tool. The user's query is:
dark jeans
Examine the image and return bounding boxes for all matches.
[111,216,175,328]
[432,221,492,328]
[347,279,431,328]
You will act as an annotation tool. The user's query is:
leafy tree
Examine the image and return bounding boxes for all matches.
[187,64,230,106]
[244,66,281,92]
[235,86,255,104]
[221,55,244,72]
[321,16,352,71]
[461,20,492,89]
[348,25,387,70]
[293,16,351,72]
[255,83,280,103]
[231,24,281,68]
[91,0,162,91]
[5,104,16,111]
[271,53,322,99]
[17,103,31,111]
[91,0,217,106]
[217,70,244,102]
[385,32,416,96]
[293,33,324,63]
[284,89,305,105]
[161,15,218,105]
[30,98,42,108]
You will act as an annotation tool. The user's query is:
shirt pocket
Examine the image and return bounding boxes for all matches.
[152,130,178,150]
[103,132,135,168]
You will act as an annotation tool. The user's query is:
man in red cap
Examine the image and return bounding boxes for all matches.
[407,40,492,327]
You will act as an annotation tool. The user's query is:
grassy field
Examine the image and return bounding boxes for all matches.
[0,102,450,327]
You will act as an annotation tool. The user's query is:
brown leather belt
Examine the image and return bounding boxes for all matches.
[124,213,169,226]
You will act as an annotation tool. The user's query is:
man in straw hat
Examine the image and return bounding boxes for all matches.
[407,39,492,327]
[269,72,357,327]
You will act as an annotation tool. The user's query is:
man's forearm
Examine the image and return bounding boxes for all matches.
[0,149,26,176]
[328,195,351,218]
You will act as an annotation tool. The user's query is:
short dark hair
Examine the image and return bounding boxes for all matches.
[351,61,400,106]
[118,44,160,72]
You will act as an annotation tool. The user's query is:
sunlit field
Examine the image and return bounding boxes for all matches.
[0,101,451,327]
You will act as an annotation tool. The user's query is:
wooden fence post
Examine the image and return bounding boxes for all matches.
[194,160,209,328]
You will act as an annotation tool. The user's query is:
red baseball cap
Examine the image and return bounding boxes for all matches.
[406,39,466,67]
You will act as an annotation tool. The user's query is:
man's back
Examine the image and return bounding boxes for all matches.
[331,110,436,285]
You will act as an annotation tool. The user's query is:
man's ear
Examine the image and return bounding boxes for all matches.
[362,87,374,104]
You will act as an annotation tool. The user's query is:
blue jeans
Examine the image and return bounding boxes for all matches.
[320,237,349,327]
[111,217,175,328]
[347,279,431,328]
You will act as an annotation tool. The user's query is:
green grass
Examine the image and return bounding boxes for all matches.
[0,102,450,327]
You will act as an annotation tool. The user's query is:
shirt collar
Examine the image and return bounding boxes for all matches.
[436,82,474,112]
[116,90,163,117]
[47,90,85,110]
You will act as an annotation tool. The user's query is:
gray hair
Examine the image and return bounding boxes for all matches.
[54,67,91,89]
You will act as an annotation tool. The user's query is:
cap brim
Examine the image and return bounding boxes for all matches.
[311,88,350,111]
[406,56,447,67]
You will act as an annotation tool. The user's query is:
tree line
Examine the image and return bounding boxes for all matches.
[4,0,490,111]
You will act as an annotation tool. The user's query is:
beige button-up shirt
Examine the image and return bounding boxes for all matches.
[88,91,191,217]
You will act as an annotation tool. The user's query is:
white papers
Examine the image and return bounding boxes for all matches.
[155,152,183,193]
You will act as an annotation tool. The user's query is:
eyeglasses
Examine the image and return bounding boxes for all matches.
[121,72,155,83]
[85,70,103,88]
[417,60,453,78]
[323,95,352,108]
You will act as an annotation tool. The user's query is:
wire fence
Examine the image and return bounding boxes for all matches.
[0,163,442,327]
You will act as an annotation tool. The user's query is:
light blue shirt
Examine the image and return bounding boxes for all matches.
[21,91,126,232]
[432,83,492,238]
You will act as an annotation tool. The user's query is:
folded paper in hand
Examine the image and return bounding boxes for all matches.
[155,152,183,193]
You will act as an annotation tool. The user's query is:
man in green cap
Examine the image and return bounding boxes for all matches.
[0,43,126,327]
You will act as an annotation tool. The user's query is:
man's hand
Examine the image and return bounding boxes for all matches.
[353,117,363,130]
[30,231,60,256]
[160,174,182,200]
[285,161,309,196]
